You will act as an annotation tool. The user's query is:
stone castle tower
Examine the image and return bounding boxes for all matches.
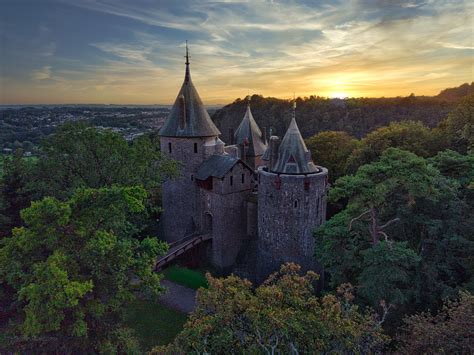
[159,45,328,280]
[257,101,328,281]
[158,44,221,242]
[233,98,268,170]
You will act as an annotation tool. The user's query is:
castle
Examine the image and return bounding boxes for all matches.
[159,46,328,281]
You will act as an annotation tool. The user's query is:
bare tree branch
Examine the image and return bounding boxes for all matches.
[378,231,390,242]
[349,209,371,230]
[379,217,400,230]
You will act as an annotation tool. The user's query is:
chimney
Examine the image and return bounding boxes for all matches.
[269,136,280,171]
[228,128,234,145]
[215,137,225,155]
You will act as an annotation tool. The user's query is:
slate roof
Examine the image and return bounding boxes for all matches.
[233,104,267,156]
[196,154,252,180]
[262,136,278,161]
[271,110,318,174]
[262,145,271,161]
[159,51,221,138]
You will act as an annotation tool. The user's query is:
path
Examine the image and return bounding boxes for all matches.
[158,280,197,314]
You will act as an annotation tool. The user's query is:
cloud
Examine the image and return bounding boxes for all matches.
[438,42,474,50]
[58,0,204,31]
[90,42,154,64]
[2,0,472,104]
[40,42,56,57]
[32,66,52,80]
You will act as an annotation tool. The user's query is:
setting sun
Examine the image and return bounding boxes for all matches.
[329,92,350,99]
[1,0,472,104]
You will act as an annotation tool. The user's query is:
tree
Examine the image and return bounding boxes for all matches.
[152,263,389,354]
[315,148,474,322]
[0,186,167,352]
[21,140,35,153]
[212,93,456,144]
[429,149,474,187]
[397,291,474,353]
[0,123,179,238]
[0,149,35,236]
[438,94,474,153]
[345,121,438,173]
[32,123,178,200]
[305,131,359,182]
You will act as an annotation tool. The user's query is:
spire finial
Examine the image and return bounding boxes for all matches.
[184,41,191,82]
[246,93,251,108]
[292,93,296,120]
[185,40,190,65]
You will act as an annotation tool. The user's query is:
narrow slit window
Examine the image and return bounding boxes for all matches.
[191,175,194,181]
[294,200,298,208]
[241,173,245,184]
[230,176,233,186]
[194,143,198,153]
[168,142,172,153]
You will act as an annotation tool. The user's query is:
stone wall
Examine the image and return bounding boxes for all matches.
[256,167,328,282]
[160,135,329,281]
[246,193,258,239]
[160,136,217,242]
[200,162,254,270]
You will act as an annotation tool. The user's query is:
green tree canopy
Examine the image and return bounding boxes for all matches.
[305,131,359,182]
[32,123,178,200]
[316,148,474,323]
[153,263,388,354]
[0,124,179,237]
[0,186,167,352]
[0,150,36,236]
[346,121,438,173]
[429,149,474,188]
[438,94,474,153]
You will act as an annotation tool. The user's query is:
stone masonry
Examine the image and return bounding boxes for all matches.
[159,46,328,281]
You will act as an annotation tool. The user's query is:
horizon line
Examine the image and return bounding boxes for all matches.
[0,92,456,107]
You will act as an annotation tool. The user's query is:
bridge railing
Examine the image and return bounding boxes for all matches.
[154,233,212,272]
[167,232,199,249]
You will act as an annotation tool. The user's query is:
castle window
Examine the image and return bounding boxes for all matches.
[168,142,172,153]
[230,176,233,186]
[294,200,298,208]
[274,176,281,190]
[191,175,194,181]
[194,143,198,153]
[197,177,213,190]
[304,177,310,191]
[241,173,245,184]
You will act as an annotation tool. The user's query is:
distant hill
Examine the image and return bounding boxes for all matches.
[212,94,458,142]
[437,82,474,101]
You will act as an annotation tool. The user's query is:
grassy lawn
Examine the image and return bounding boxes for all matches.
[163,265,208,290]
[125,299,188,351]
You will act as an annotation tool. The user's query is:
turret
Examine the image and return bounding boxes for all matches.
[159,42,221,242]
[159,42,220,138]
[233,96,268,170]
[257,98,328,282]
[271,100,317,174]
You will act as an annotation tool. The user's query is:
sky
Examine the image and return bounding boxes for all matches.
[0,0,472,105]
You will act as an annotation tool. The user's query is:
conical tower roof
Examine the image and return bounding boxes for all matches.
[271,101,318,174]
[159,43,221,138]
[234,100,267,156]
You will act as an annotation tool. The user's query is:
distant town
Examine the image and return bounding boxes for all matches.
[0,105,227,156]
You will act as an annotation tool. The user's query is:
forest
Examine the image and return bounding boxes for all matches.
[0,91,472,353]
[212,82,473,143]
